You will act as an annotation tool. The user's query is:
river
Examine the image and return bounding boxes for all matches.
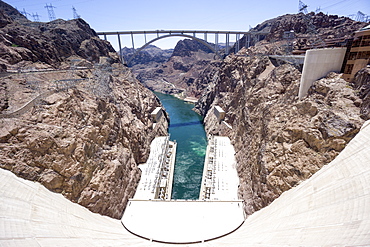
[154,92,207,200]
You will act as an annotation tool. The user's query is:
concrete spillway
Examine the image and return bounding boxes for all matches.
[1,121,370,246]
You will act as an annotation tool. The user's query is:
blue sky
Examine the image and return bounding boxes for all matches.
[4,0,370,50]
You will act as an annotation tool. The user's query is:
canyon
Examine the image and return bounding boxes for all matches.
[1,0,370,231]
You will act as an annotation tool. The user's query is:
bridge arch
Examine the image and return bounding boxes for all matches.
[126,34,220,66]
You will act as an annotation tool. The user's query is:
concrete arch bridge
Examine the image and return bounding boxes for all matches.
[96,30,268,65]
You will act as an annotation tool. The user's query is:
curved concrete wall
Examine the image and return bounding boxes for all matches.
[1,120,370,246]
[299,47,346,99]
[208,120,370,246]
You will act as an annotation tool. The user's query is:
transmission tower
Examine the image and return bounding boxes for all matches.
[299,0,308,14]
[20,8,30,19]
[72,6,81,19]
[31,13,40,22]
[348,14,356,20]
[297,0,326,49]
[44,4,56,21]
[356,11,365,22]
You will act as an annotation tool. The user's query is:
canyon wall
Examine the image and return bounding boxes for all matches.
[195,11,368,215]
[196,52,366,215]
[233,12,367,54]
[131,39,217,98]
[0,1,168,219]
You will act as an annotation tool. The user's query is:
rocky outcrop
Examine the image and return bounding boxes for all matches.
[132,39,216,98]
[254,12,366,41]
[171,39,213,57]
[0,2,168,219]
[195,12,368,217]
[0,1,118,70]
[352,66,370,120]
[0,1,27,22]
[233,12,367,55]
[0,60,168,219]
[195,54,364,216]
[120,45,173,67]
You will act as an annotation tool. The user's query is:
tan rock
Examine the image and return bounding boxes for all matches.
[0,62,168,219]
[196,54,364,218]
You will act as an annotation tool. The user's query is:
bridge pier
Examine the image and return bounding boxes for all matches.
[131,32,135,50]
[215,32,219,53]
[245,34,250,48]
[117,33,124,64]
[226,33,230,54]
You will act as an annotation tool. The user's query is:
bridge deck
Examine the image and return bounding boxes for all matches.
[96,30,260,35]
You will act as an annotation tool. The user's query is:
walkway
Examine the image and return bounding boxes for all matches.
[1,121,370,246]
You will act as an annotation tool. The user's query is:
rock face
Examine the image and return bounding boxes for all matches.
[0,2,168,219]
[120,45,173,67]
[0,0,118,70]
[233,12,367,55]
[352,66,370,120]
[195,53,365,216]
[132,39,217,98]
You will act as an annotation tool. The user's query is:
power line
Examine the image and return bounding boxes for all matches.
[320,0,349,11]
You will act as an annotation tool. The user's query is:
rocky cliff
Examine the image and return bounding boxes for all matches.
[0,0,118,70]
[232,12,367,55]
[0,1,168,219]
[132,39,217,97]
[353,66,370,120]
[194,11,369,216]
[121,45,173,67]
[195,52,366,215]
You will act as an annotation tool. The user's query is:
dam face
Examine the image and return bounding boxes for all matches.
[1,96,370,245]
[3,120,370,246]
[121,135,244,243]
[120,95,245,243]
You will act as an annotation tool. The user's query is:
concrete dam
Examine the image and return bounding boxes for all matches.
[1,95,370,245]
[1,119,370,245]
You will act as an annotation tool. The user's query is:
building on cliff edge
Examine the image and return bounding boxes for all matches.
[299,24,370,99]
[342,24,370,82]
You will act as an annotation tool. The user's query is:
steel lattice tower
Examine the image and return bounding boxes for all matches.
[72,6,81,19]
[20,8,30,19]
[31,13,40,22]
[44,4,56,21]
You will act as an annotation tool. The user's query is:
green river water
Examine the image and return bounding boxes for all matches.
[154,92,207,200]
